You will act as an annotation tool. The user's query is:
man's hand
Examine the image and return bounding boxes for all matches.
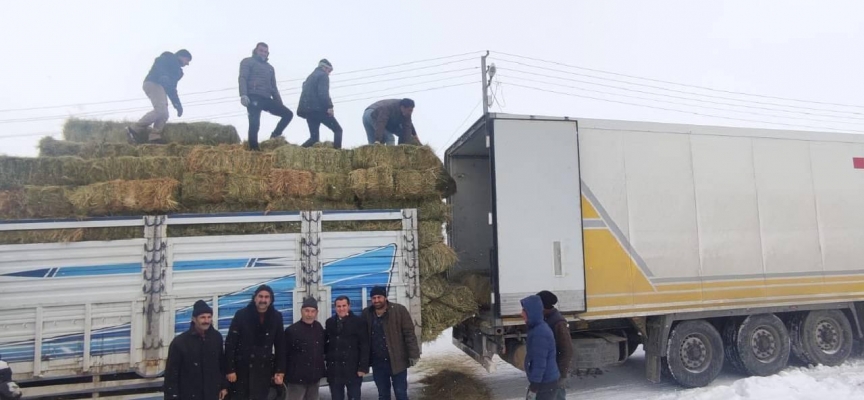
[327,108,334,117]
[273,373,284,386]
[409,358,419,367]
[240,95,250,107]
[226,373,237,383]
[219,389,228,400]
[175,104,183,117]
[525,389,537,400]
[357,371,366,377]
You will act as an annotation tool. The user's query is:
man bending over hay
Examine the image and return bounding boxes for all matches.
[362,99,421,146]
[127,49,191,144]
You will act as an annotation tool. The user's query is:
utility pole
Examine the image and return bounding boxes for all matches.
[481,51,490,115]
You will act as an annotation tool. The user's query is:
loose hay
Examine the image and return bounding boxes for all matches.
[422,300,475,342]
[418,369,493,400]
[185,146,274,175]
[67,178,180,215]
[419,243,458,276]
[351,144,442,170]
[269,169,315,198]
[273,145,353,174]
[0,226,143,245]
[225,175,269,204]
[63,118,240,145]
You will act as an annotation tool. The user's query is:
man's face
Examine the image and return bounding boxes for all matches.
[255,45,270,59]
[521,309,528,323]
[400,106,414,118]
[255,291,272,312]
[371,294,387,310]
[335,299,349,318]
[323,65,333,75]
[193,313,212,332]
[302,307,318,323]
[178,56,191,67]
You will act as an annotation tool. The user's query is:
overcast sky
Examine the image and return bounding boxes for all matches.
[1,0,863,157]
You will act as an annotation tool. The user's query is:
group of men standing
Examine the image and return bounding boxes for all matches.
[127,45,421,150]
[163,285,419,400]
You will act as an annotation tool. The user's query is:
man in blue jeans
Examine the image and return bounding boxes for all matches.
[362,286,420,400]
[362,98,420,146]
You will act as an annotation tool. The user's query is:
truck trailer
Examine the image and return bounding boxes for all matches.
[446,113,864,388]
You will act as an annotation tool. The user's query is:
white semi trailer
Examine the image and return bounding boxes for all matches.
[445,113,864,388]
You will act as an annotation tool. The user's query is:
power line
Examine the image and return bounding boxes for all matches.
[498,74,864,127]
[437,100,482,153]
[492,55,864,117]
[493,51,864,110]
[500,81,864,134]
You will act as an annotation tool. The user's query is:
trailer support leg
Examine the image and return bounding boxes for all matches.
[645,315,673,383]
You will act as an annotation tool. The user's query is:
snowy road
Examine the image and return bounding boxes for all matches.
[324,329,864,400]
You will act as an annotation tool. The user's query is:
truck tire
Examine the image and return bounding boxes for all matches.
[723,314,790,376]
[665,320,724,388]
[788,309,854,366]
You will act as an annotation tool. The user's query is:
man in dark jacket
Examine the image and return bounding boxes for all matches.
[520,294,560,400]
[361,99,420,146]
[325,295,370,400]
[164,300,228,400]
[239,42,294,151]
[362,286,420,400]
[224,285,286,400]
[284,297,326,400]
[127,49,191,144]
[537,291,573,400]
[297,59,343,149]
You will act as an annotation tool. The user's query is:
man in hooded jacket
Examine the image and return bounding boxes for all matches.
[537,291,573,400]
[297,59,343,149]
[224,285,286,400]
[520,294,560,400]
[239,42,294,151]
[163,300,228,400]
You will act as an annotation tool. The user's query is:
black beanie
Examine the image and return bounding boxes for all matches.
[192,300,212,317]
[253,285,275,301]
[302,296,318,310]
[537,290,558,310]
[176,49,192,60]
[370,286,387,298]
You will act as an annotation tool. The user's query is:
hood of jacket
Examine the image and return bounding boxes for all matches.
[520,295,545,328]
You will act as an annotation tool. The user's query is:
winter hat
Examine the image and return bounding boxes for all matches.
[301,296,318,310]
[192,300,213,317]
[253,284,275,301]
[175,49,192,60]
[370,286,387,298]
[537,290,558,310]
[319,58,332,69]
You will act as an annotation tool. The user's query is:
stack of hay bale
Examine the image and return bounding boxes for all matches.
[0,118,476,342]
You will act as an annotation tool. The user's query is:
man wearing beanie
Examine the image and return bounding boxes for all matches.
[164,300,228,400]
[362,286,419,400]
[284,296,326,400]
[297,58,343,149]
[127,49,191,144]
[225,285,286,400]
[537,290,573,400]
[239,42,294,151]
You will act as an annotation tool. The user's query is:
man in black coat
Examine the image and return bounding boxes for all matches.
[163,300,227,400]
[284,297,326,400]
[224,285,286,400]
[297,59,343,149]
[325,296,370,400]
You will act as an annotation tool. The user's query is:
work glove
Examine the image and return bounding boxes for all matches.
[240,95,250,107]
[174,103,183,117]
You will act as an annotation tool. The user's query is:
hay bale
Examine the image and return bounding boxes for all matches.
[180,173,226,204]
[349,166,395,200]
[419,221,444,247]
[38,137,84,157]
[437,284,479,313]
[185,146,274,175]
[269,169,315,198]
[394,168,442,200]
[259,136,290,152]
[418,370,493,400]
[225,175,269,204]
[67,178,180,215]
[63,118,240,145]
[0,226,143,245]
[273,145,353,174]
[421,301,474,342]
[313,173,352,202]
[458,273,493,309]
[21,186,74,219]
[266,199,356,213]
[39,136,224,159]
[352,144,441,170]
[419,243,458,276]
[420,274,450,301]
[85,156,185,183]
[360,199,451,222]
[0,156,184,188]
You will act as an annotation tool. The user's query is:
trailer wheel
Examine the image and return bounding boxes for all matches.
[789,309,854,366]
[665,320,724,388]
[723,314,790,376]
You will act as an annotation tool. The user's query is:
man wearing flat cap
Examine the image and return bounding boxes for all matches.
[284,296,326,400]
[362,286,419,400]
[537,290,573,400]
[225,285,287,400]
[164,300,228,400]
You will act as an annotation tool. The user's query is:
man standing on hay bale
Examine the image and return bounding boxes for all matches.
[520,294,560,400]
[126,49,191,144]
[284,297,326,400]
[224,285,286,400]
[163,300,228,400]
[537,291,573,400]
[362,286,420,400]
[239,42,294,151]
[325,295,370,400]
[362,99,420,146]
[298,59,343,150]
